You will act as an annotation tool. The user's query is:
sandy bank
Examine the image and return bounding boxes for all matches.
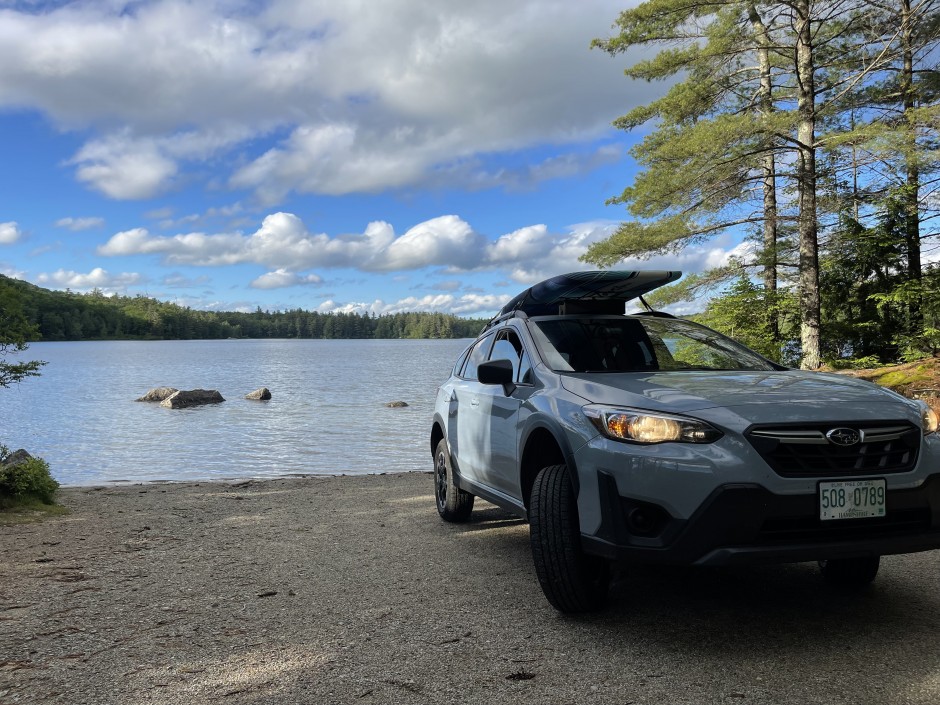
[2,472,940,705]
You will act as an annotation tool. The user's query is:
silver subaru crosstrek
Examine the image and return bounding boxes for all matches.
[430,270,940,612]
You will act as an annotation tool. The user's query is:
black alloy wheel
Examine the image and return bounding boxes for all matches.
[434,439,474,522]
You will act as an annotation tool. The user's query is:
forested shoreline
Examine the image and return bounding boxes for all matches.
[0,275,485,341]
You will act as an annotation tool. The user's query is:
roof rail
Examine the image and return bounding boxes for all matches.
[481,309,529,334]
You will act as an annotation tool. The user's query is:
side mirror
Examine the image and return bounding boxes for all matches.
[478,359,516,395]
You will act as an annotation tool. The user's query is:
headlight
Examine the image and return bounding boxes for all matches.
[919,401,939,435]
[583,405,722,444]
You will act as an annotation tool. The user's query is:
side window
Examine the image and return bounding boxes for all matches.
[462,334,494,380]
[518,349,533,384]
[488,329,533,385]
[452,346,472,376]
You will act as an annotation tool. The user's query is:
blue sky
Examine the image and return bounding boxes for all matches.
[0,0,747,317]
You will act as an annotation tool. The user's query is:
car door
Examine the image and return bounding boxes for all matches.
[474,328,535,500]
[449,332,495,484]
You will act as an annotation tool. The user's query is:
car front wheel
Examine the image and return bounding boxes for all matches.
[818,555,880,588]
[529,464,610,612]
[434,439,474,522]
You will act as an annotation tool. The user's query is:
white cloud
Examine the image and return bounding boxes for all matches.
[97,212,484,272]
[55,216,104,231]
[96,212,759,296]
[69,126,260,199]
[0,221,21,244]
[71,136,179,200]
[486,224,557,265]
[317,292,511,317]
[250,269,324,290]
[0,1,653,201]
[382,216,486,271]
[35,267,142,292]
[0,264,26,278]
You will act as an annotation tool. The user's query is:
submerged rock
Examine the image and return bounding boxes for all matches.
[245,387,272,400]
[385,401,409,408]
[135,387,179,402]
[160,389,225,409]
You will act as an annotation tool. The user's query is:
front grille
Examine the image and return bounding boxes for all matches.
[746,421,920,478]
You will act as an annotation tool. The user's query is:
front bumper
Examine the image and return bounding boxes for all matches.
[583,472,940,566]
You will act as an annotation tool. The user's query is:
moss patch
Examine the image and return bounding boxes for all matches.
[835,357,940,413]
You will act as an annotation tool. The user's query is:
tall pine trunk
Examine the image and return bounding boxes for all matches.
[901,0,922,333]
[795,0,821,369]
[750,4,779,342]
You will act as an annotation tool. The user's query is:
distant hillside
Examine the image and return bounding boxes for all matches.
[0,275,486,341]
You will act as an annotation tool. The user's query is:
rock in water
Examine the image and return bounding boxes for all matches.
[1,449,33,467]
[135,387,179,402]
[245,387,272,400]
[160,389,225,409]
[385,401,409,408]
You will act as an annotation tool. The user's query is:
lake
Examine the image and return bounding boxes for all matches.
[1,339,471,486]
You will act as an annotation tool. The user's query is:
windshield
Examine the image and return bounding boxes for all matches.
[529,316,778,373]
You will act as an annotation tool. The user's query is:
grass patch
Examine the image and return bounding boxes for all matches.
[0,498,69,525]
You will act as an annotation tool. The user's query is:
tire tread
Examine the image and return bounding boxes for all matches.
[530,464,608,612]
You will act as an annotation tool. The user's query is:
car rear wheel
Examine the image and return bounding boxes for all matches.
[818,555,880,588]
[529,463,610,612]
[434,439,474,522]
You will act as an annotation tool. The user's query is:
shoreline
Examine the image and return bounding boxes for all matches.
[3,472,940,704]
[56,468,427,489]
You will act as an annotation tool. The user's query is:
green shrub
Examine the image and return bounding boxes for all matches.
[0,444,59,506]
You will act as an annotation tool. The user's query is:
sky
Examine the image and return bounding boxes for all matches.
[0,0,749,318]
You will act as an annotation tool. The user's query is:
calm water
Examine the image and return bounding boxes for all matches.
[1,339,470,486]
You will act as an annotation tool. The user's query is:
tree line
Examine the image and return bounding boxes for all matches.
[0,275,486,342]
[589,0,940,368]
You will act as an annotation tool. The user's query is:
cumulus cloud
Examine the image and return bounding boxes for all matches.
[97,212,486,272]
[382,216,487,271]
[0,0,653,201]
[96,211,759,297]
[71,136,179,200]
[250,269,324,290]
[0,221,21,244]
[68,128,256,199]
[35,267,142,292]
[55,216,104,231]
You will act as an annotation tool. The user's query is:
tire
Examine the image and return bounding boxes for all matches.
[434,439,474,522]
[529,464,610,613]
[818,555,880,588]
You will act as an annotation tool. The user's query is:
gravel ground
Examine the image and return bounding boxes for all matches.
[2,472,940,705]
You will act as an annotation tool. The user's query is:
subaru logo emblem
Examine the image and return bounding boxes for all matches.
[826,428,861,446]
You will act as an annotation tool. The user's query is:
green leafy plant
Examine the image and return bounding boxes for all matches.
[0,444,59,507]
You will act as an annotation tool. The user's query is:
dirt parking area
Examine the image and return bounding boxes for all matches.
[2,472,940,704]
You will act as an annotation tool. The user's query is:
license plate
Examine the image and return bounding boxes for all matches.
[819,479,886,521]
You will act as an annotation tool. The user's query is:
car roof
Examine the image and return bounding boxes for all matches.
[495,270,681,319]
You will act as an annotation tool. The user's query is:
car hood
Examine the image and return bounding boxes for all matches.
[560,369,911,416]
